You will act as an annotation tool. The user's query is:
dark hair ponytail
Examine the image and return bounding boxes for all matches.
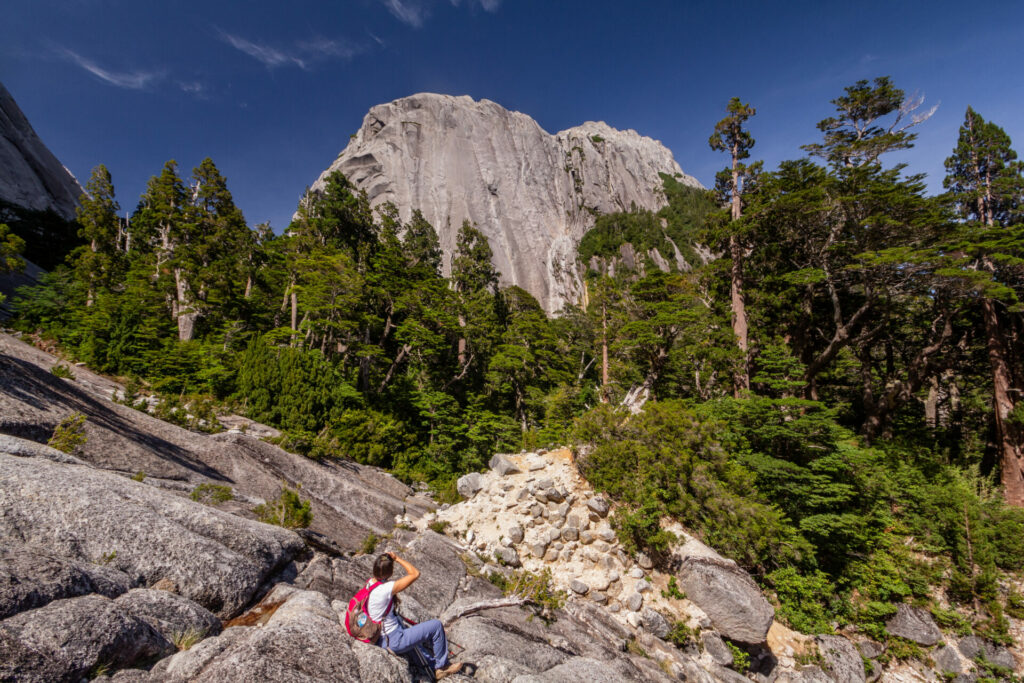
[373,553,394,581]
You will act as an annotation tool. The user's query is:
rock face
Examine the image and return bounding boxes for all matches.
[309,93,700,312]
[0,82,82,219]
[676,556,774,644]
[884,604,942,646]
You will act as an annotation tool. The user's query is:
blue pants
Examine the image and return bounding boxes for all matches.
[380,618,450,669]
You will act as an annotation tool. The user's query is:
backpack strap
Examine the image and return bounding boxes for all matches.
[363,580,395,624]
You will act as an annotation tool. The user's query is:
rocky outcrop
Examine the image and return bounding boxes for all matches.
[884,604,942,646]
[676,556,775,644]
[0,448,303,617]
[0,333,429,553]
[0,81,82,219]
[309,93,701,312]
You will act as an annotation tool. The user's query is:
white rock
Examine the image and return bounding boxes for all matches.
[309,93,700,313]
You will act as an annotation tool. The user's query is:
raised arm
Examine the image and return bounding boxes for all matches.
[388,552,420,594]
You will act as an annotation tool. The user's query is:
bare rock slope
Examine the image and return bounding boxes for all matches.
[310,93,701,312]
[0,81,82,219]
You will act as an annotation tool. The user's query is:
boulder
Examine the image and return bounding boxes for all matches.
[0,545,133,619]
[932,645,962,675]
[884,604,942,646]
[640,607,670,639]
[628,568,645,579]
[856,640,885,660]
[0,593,174,682]
[0,451,302,618]
[957,635,1015,670]
[636,553,654,570]
[561,527,579,542]
[495,547,521,568]
[570,580,589,595]
[457,472,484,498]
[590,592,608,605]
[587,497,610,517]
[816,634,865,683]
[115,589,222,643]
[676,556,774,644]
[508,525,525,544]
[701,632,733,666]
[489,453,521,476]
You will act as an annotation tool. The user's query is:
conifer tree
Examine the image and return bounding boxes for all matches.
[74,165,122,306]
[944,109,1024,506]
[709,98,759,394]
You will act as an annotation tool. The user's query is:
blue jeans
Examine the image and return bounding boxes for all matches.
[380,618,450,669]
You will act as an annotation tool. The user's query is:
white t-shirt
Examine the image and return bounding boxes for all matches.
[366,580,400,635]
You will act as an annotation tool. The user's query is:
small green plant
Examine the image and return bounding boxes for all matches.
[48,412,87,454]
[1006,590,1024,620]
[492,567,566,623]
[930,605,973,637]
[254,485,313,529]
[666,620,695,648]
[132,471,147,482]
[190,483,234,505]
[626,638,648,658]
[661,576,686,600]
[726,641,750,674]
[882,637,923,663]
[361,532,380,555]
[794,643,824,667]
[486,570,510,591]
[171,627,207,651]
[974,654,1017,681]
[88,660,112,679]
[99,550,117,565]
[428,520,450,534]
[590,134,605,144]
[50,364,73,379]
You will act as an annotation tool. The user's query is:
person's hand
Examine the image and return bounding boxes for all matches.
[387,551,397,560]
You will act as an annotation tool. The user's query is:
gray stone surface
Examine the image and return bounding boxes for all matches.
[508,525,524,544]
[933,645,962,674]
[0,449,302,618]
[489,453,521,475]
[856,640,885,660]
[114,588,222,643]
[958,635,1015,670]
[676,556,774,644]
[570,580,589,595]
[816,634,865,683]
[587,497,610,517]
[0,545,133,619]
[457,472,484,498]
[701,631,733,666]
[0,82,83,219]
[308,93,701,313]
[640,607,669,639]
[0,593,174,682]
[884,604,942,646]
[495,547,521,568]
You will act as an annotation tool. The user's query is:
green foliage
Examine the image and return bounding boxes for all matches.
[427,520,450,534]
[725,641,750,674]
[48,412,87,454]
[766,567,837,634]
[50,364,74,379]
[190,483,234,504]
[131,471,146,482]
[930,606,973,637]
[661,576,685,600]
[666,620,695,648]
[361,532,380,555]
[255,485,312,529]
[171,627,207,651]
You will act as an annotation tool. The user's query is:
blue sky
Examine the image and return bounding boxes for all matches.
[4,1,1023,231]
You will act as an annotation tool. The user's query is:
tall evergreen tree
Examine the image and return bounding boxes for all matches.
[709,97,759,394]
[944,109,1024,506]
[73,165,122,307]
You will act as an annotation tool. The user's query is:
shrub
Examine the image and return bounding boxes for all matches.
[726,641,750,673]
[361,532,380,555]
[190,483,234,505]
[255,485,312,529]
[766,567,836,634]
[48,412,87,454]
[661,576,686,600]
[666,620,695,648]
[171,627,207,651]
[50,364,73,379]
[428,520,450,534]
[131,471,146,482]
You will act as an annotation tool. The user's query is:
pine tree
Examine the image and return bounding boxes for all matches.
[74,165,123,306]
[944,109,1024,506]
[709,97,760,394]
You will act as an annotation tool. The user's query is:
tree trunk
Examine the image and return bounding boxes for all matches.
[983,298,1024,506]
[600,301,610,403]
[174,267,197,342]
[729,143,749,396]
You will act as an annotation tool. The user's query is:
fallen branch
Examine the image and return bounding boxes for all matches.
[440,597,526,627]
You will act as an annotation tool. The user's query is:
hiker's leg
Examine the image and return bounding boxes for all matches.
[389,619,449,669]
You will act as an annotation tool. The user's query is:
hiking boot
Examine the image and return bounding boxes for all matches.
[435,662,464,680]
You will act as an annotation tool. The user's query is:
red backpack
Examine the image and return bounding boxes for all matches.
[344,580,393,643]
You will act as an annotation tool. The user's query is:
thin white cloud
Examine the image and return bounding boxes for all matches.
[449,0,502,11]
[61,49,160,89]
[219,31,307,69]
[177,81,207,97]
[368,31,386,47]
[382,0,428,27]
[297,37,360,60]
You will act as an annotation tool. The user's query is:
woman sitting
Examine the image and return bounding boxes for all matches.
[365,551,464,680]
